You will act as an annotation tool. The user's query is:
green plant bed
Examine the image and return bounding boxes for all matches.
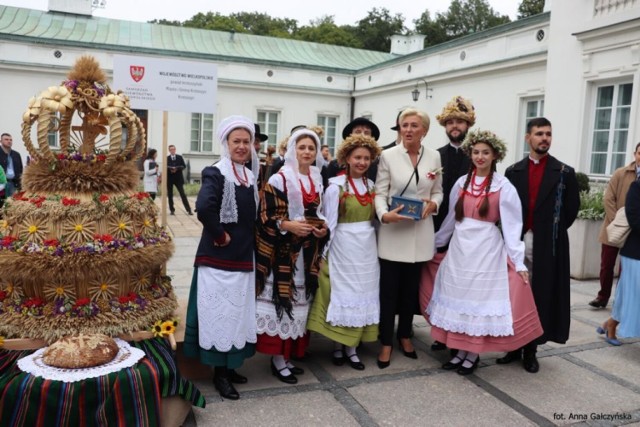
[577,189,605,220]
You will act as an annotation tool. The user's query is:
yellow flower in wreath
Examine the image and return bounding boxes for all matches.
[108,213,133,239]
[62,215,96,244]
[44,282,76,301]
[0,336,4,348]
[2,280,25,302]
[130,271,150,293]
[88,276,116,301]
[19,216,48,244]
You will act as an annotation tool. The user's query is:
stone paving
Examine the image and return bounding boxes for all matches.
[163,198,640,427]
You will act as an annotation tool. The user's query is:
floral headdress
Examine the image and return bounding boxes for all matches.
[335,135,382,167]
[460,129,507,163]
[436,96,476,127]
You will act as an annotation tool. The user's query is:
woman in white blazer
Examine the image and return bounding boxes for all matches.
[374,108,443,368]
[143,148,160,200]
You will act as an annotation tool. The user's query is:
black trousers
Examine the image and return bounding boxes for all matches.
[167,178,191,213]
[379,259,423,346]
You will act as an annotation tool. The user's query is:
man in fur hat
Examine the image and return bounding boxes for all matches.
[433,96,475,233]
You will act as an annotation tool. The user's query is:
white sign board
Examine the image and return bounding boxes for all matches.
[113,55,217,114]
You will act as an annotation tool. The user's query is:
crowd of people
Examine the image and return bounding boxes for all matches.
[3,95,639,402]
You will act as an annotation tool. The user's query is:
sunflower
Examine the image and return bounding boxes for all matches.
[0,219,11,237]
[108,213,133,239]
[19,215,48,244]
[62,215,96,244]
[161,320,176,336]
[44,282,76,301]
[88,276,116,301]
[151,320,164,338]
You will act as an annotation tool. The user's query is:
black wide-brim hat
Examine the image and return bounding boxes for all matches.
[254,123,269,141]
[390,110,403,131]
[342,117,380,141]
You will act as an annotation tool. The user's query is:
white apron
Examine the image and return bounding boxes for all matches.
[197,266,257,351]
[326,221,380,327]
[427,217,513,336]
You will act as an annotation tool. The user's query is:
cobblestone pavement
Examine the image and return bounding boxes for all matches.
[164,198,640,427]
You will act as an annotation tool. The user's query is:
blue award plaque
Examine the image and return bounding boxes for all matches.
[390,196,423,221]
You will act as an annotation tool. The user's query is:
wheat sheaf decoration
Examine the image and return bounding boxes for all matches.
[21,55,146,167]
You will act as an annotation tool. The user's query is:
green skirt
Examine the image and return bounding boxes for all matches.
[307,259,378,347]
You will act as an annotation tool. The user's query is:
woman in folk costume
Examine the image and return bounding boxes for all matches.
[183,115,259,400]
[255,128,330,384]
[307,135,381,370]
[425,130,543,375]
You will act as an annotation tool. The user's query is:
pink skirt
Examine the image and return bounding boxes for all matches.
[419,252,543,353]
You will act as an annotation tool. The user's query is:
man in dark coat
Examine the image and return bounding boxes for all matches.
[501,117,580,373]
[167,144,193,215]
[433,96,475,232]
[0,133,23,197]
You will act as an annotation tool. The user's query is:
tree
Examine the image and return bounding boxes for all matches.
[230,12,298,38]
[353,8,406,52]
[436,0,510,39]
[413,10,448,48]
[183,12,246,33]
[517,0,545,19]
[148,19,182,26]
[295,16,362,48]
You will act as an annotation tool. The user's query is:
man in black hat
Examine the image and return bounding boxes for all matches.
[384,111,403,150]
[323,117,381,186]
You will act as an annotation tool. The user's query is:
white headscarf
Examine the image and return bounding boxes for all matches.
[214,115,259,223]
[280,128,324,221]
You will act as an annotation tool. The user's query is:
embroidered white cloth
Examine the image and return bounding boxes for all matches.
[17,339,145,383]
[197,266,257,351]
[256,249,310,339]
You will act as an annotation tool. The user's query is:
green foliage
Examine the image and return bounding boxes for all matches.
[352,8,407,52]
[577,189,605,220]
[517,0,545,19]
[575,172,590,193]
[155,3,513,53]
[415,0,511,48]
[295,16,362,48]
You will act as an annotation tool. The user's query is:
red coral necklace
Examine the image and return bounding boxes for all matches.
[300,176,317,205]
[348,175,374,206]
[467,171,489,197]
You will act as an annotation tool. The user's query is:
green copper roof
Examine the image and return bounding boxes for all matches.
[0,5,396,72]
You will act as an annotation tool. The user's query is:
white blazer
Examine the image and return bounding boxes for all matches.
[375,143,443,263]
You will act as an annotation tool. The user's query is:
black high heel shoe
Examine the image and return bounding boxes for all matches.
[457,356,479,376]
[398,338,418,359]
[377,347,393,369]
[270,358,298,384]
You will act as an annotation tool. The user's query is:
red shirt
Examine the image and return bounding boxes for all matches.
[526,155,548,231]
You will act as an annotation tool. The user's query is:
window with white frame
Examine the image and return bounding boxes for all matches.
[521,98,544,157]
[48,112,60,147]
[316,115,338,155]
[589,82,633,175]
[257,111,280,150]
[190,113,214,152]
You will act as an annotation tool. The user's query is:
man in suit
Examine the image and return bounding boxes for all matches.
[0,133,23,197]
[167,144,193,215]
[502,117,580,373]
[433,96,475,232]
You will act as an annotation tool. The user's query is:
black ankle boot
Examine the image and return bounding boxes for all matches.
[213,368,239,400]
